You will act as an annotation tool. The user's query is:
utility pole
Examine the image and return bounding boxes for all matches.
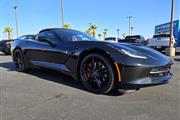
[131,27,134,35]
[167,0,175,56]
[127,16,133,36]
[61,0,64,27]
[117,29,120,37]
[13,6,19,37]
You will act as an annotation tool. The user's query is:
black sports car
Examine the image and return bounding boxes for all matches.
[11,28,173,94]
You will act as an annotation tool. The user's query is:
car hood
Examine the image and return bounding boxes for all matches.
[107,42,172,66]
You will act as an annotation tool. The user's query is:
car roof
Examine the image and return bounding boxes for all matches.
[40,28,73,32]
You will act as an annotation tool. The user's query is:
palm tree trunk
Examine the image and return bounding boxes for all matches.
[8,32,11,40]
[93,30,95,37]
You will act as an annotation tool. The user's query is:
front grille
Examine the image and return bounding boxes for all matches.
[150,64,171,79]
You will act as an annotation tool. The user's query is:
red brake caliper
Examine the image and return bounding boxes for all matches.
[87,63,93,78]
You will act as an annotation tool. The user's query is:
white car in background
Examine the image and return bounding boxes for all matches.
[146,34,176,52]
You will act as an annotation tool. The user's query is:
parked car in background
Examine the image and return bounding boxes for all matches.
[12,28,172,94]
[125,35,146,44]
[146,34,176,52]
[0,40,13,55]
[104,37,123,42]
[105,35,146,45]
[0,35,35,55]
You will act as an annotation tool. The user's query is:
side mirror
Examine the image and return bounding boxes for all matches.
[38,36,56,47]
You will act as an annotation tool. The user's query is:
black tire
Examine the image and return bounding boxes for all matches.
[13,49,27,72]
[80,53,116,94]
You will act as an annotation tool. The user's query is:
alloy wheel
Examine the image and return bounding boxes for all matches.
[80,55,114,93]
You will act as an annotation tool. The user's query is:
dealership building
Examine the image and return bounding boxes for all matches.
[155,20,180,47]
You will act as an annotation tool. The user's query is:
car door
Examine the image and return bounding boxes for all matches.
[29,30,74,72]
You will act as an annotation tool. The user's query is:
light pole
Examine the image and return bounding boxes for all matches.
[117,29,120,37]
[127,16,133,36]
[167,0,175,56]
[61,0,64,27]
[13,6,19,37]
[131,27,134,35]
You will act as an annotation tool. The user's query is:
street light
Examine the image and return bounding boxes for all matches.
[117,29,120,37]
[61,0,64,27]
[130,27,134,35]
[167,0,175,56]
[127,16,133,36]
[13,6,19,37]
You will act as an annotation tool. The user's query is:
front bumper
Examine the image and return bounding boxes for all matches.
[118,63,172,89]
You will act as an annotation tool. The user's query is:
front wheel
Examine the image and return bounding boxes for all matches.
[13,49,27,72]
[80,53,116,94]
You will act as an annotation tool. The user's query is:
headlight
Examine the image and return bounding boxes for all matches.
[120,49,147,59]
[107,43,148,59]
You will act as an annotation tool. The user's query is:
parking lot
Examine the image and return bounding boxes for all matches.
[0,52,180,120]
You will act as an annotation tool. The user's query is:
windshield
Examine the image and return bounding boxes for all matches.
[54,29,97,42]
[17,35,36,40]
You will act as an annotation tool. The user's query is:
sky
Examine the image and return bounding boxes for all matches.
[0,0,180,40]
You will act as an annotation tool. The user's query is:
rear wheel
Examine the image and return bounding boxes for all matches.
[80,53,116,94]
[13,49,27,72]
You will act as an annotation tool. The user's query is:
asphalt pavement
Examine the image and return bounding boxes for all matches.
[0,52,180,120]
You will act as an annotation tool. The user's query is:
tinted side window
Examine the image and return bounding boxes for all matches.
[38,31,59,41]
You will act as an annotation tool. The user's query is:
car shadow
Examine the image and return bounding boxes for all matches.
[0,62,16,71]
[0,61,123,96]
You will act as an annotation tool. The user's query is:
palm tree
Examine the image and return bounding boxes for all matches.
[98,34,102,40]
[63,24,72,29]
[121,33,127,38]
[3,27,13,40]
[85,28,92,35]
[89,23,98,37]
[103,28,108,38]
[117,29,120,37]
